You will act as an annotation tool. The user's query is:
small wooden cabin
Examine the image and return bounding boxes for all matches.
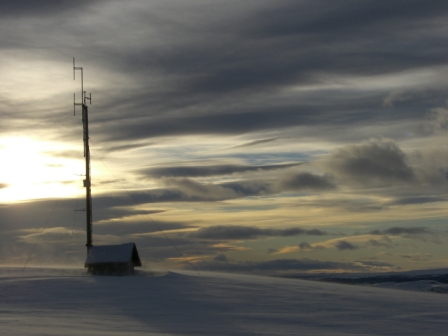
[85,243,142,276]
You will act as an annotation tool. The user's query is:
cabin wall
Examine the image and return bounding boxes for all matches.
[88,262,134,276]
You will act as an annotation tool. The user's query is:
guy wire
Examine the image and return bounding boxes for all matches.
[23,198,61,270]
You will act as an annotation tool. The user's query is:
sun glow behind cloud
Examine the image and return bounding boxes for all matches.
[0,137,83,202]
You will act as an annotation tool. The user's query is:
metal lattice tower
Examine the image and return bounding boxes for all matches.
[73,57,93,254]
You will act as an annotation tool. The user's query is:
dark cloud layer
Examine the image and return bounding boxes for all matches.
[277,172,336,191]
[367,238,394,248]
[0,0,94,18]
[102,107,325,142]
[118,0,447,139]
[389,196,447,206]
[370,227,432,236]
[327,139,415,186]
[213,254,228,263]
[4,0,440,143]
[140,163,301,178]
[93,220,187,236]
[335,241,359,251]
[128,174,335,204]
[4,0,448,143]
[254,0,448,44]
[190,225,327,240]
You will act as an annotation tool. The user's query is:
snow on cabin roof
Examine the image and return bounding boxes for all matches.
[85,242,142,266]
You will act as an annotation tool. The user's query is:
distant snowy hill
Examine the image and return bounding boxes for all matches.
[288,268,448,293]
[1,267,448,335]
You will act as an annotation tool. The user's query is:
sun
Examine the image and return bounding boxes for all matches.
[0,137,84,202]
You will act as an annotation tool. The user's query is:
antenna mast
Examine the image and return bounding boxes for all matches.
[73,57,93,254]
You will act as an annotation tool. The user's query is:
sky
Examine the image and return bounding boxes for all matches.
[2,0,448,274]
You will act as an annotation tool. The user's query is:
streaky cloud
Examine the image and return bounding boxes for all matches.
[367,239,394,248]
[370,227,432,236]
[298,242,326,251]
[105,142,154,153]
[389,196,446,206]
[140,162,301,178]
[0,0,95,18]
[189,225,327,240]
[228,138,278,149]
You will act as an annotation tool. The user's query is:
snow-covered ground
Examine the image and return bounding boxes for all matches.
[1,267,448,335]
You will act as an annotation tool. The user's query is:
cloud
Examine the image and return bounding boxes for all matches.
[335,240,359,251]
[159,177,238,201]
[370,227,432,236]
[426,107,448,134]
[140,163,301,178]
[285,235,396,253]
[271,246,300,254]
[276,172,336,192]
[105,142,153,153]
[228,138,279,149]
[298,242,326,251]
[219,180,272,197]
[299,242,313,250]
[325,139,415,187]
[2,0,446,151]
[399,253,432,262]
[48,0,445,144]
[252,1,448,39]
[354,260,396,269]
[4,0,448,141]
[94,220,188,236]
[213,254,228,262]
[383,90,415,107]
[378,252,393,257]
[108,179,248,204]
[102,104,323,143]
[17,227,79,244]
[123,178,276,204]
[406,147,448,186]
[43,150,82,159]
[389,196,446,206]
[86,196,167,223]
[189,225,327,240]
[367,238,394,248]
[0,0,95,18]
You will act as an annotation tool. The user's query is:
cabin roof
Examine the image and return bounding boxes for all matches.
[85,242,142,267]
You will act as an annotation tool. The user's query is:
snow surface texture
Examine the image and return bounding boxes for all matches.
[1,268,448,335]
